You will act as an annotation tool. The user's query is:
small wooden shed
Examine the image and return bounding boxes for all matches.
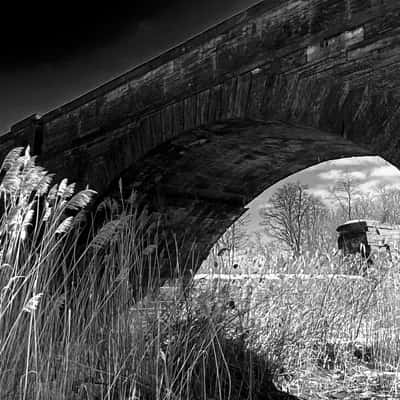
[336,219,400,258]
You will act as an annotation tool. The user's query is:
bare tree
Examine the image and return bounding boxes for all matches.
[303,196,329,252]
[375,184,400,224]
[352,193,376,220]
[259,182,327,255]
[330,172,361,220]
[332,179,400,225]
[216,214,250,261]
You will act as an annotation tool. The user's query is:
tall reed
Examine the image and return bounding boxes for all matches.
[1,147,398,399]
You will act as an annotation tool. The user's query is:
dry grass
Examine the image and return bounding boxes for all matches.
[1,147,400,399]
[200,246,400,398]
[0,147,278,400]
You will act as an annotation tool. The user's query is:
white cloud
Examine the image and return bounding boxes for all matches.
[329,158,361,167]
[328,156,385,168]
[383,182,400,191]
[318,169,366,181]
[318,169,342,180]
[351,171,368,180]
[370,165,400,179]
[358,180,381,194]
[308,188,331,200]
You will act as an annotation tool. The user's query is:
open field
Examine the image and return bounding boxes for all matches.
[196,249,400,399]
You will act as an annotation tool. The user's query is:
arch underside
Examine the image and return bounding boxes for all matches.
[4,0,399,280]
[115,118,373,276]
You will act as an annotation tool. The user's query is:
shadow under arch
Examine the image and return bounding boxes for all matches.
[106,117,374,280]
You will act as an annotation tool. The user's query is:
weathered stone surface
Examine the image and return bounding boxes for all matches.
[1,0,400,271]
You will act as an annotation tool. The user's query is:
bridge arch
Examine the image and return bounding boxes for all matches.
[107,118,373,276]
[2,0,400,276]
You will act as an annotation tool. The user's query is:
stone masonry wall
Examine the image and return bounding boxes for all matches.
[2,0,399,195]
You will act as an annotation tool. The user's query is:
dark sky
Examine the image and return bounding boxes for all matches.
[0,0,259,133]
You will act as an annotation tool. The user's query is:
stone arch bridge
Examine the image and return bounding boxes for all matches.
[3,0,400,276]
